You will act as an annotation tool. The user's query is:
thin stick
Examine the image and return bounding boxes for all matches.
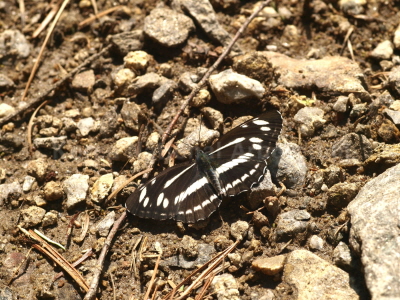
[20,0,70,103]
[27,100,49,156]
[32,0,62,38]
[143,253,162,300]
[53,249,94,280]
[83,211,126,300]
[0,44,112,127]
[78,5,123,29]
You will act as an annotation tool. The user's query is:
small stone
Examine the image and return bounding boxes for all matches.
[21,206,46,227]
[252,211,270,228]
[33,136,67,150]
[378,119,400,142]
[384,108,400,125]
[370,40,393,60]
[333,96,349,113]
[63,174,89,209]
[0,182,22,206]
[190,89,211,107]
[109,136,138,162]
[230,220,249,241]
[42,210,58,227]
[211,274,240,300]
[333,242,353,270]
[113,68,135,90]
[33,195,47,207]
[90,173,114,204]
[294,107,326,137]
[124,50,152,71]
[349,103,368,119]
[71,69,95,92]
[152,80,177,105]
[96,211,115,237]
[339,0,366,15]
[27,158,49,181]
[394,24,400,50]
[77,117,96,136]
[0,103,16,118]
[159,63,173,78]
[309,235,324,251]
[201,107,223,130]
[108,30,144,57]
[276,209,311,238]
[0,29,31,59]
[389,100,400,111]
[252,255,286,275]
[144,8,194,47]
[228,253,241,267]
[327,182,360,209]
[181,235,198,259]
[331,133,373,161]
[43,181,64,201]
[209,69,265,104]
[120,101,141,132]
[2,122,15,132]
[145,132,160,151]
[22,175,36,192]
[133,152,152,173]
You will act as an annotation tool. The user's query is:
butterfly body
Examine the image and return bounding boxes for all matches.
[126,110,283,223]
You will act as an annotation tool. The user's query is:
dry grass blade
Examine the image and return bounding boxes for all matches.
[161,137,176,158]
[32,0,62,38]
[18,0,26,27]
[78,5,123,29]
[194,271,215,300]
[73,211,90,243]
[53,248,94,280]
[21,0,70,103]
[90,0,98,15]
[27,100,49,156]
[143,253,162,300]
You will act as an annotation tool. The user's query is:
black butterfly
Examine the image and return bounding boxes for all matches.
[125,110,282,223]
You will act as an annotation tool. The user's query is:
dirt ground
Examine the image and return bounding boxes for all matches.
[1,0,399,299]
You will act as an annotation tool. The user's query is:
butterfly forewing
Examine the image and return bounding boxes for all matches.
[125,110,282,223]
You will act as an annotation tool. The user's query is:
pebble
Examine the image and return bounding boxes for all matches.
[109,136,138,162]
[348,163,400,300]
[43,181,64,201]
[269,142,308,189]
[27,158,49,181]
[21,206,46,227]
[42,210,58,227]
[33,136,67,150]
[96,211,115,237]
[394,23,400,49]
[120,101,141,132]
[181,235,198,259]
[331,133,373,161]
[309,235,324,251]
[133,151,153,173]
[0,182,22,206]
[384,108,400,125]
[339,0,366,15]
[77,117,96,136]
[211,274,240,300]
[113,68,136,91]
[189,89,211,107]
[63,174,89,209]
[322,166,342,187]
[200,107,223,130]
[145,132,160,151]
[262,51,367,94]
[71,69,95,92]
[333,96,349,113]
[333,242,353,270]
[349,103,368,119]
[276,209,311,238]
[0,74,15,90]
[0,103,16,118]
[230,220,249,241]
[327,182,360,209]
[0,29,31,58]
[124,50,152,72]
[248,170,275,210]
[161,243,215,269]
[90,173,114,204]
[152,79,177,105]
[178,71,199,93]
[108,30,144,57]
[62,117,77,132]
[294,107,326,138]
[252,255,286,276]
[370,40,393,60]
[283,250,359,300]
[390,100,400,111]
[22,175,36,192]
[176,0,241,53]
[209,69,265,104]
[144,7,194,47]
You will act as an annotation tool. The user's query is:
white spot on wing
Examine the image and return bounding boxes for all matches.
[231,178,241,187]
[241,173,249,181]
[163,198,169,208]
[241,124,248,128]
[261,126,271,131]
[253,120,269,125]
[194,205,202,212]
[253,144,262,150]
[164,164,195,188]
[156,193,164,206]
[139,187,147,203]
[250,137,263,143]
[209,137,246,155]
[143,197,149,207]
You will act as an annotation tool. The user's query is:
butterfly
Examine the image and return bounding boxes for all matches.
[125,110,282,223]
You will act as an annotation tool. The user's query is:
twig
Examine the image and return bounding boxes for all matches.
[32,0,62,38]
[0,44,112,127]
[54,249,94,280]
[27,99,49,156]
[143,253,162,300]
[83,211,126,300]
[78,5,123,29]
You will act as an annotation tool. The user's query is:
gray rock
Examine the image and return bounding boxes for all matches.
[63,174,89,209]
[190,89,211,107]
[96,211,115,237]
[132,151,153,173]
[145,132,160,151]
[144,7,194,47]
[0,182,22,206]
[27,158,49,181]
[0,29,31,59]
[211,274,240,300]
[175,0,241,54]
[309,235,324,251]
[0,103,16,119]
[90,173,114,204]
[120,100,141,132]
[340,0,365,15]
[21,206,46,227]
[333,242,353,270]
[108,30,144,57]
[33,136,67,151]
[349,103,368,119]
[99,108,118,138]
[348,163,400,300]
[388,65,400,94]
[0,132,23,154]
[77,117,96,137]
[269,142,308,189]
[42,211,58,227]
[276,209,311,238]
[201,107,223,130]
[0,74,15,90]
[22,175,36,192]
[394,23,400,49]
[332,133,373,161]
[161,243,215,269]
[71,70,95,92]
[323,165,343,187]
[370,40,393,60]
[178,71,200,93]
[327,182,360,209]
[333,96,349,113]
[209,69,265,104]
[262,52,366,94]
[283,250,359,300]
[181,235,198,259]
[294,107,326,137]
[127,72,163,93]
[384,108,400,125]
[152,79,177,105]
[230,220,249,241]
[248,170,275,210]
[109,136,138,162]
